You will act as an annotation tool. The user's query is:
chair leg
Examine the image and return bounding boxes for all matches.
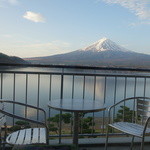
[105,125,110,150]
[0,129,5,150]
[130,136,134,150]
[2,142,5,150]
[140,136,145,150]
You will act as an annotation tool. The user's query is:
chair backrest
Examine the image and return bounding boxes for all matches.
[137,97,150,124]
[0,102,6,127]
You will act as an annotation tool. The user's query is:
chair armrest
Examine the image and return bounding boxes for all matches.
[0,100,47,126]
[107,97,148,124]
[0,109,45,126]
[0,100,46,114]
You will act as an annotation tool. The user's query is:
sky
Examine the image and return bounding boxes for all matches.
[0,0,150,58]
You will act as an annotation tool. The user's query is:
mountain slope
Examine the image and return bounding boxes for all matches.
[25,38,150,68]
[0,52,28,64]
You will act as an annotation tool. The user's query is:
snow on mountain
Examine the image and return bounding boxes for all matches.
[82,38,129,52]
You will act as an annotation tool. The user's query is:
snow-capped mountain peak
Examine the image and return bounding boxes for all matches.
[82,38,129,52]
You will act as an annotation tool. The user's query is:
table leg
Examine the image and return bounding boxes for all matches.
[73,112,79,147]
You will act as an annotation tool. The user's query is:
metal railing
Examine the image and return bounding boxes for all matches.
[1,63,150,142]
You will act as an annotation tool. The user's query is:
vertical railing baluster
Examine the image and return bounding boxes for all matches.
[13,73,16,125]
[134,77,137,99]
[142,78,147,125]
[124,77,127,99]
[25,74,28,118]
[83,76,85,99]
[1,73,3,99]
[104,77,107,104]
[103,76,107,133]
[123,77,127,122]
[92,76,96,135]
[113,77,117,124]
[37,74,40,123]
[133,77,137,123]
[60,72,64,99]
[49,75,52,101]
[48,74,52,139]
[143,78,146,97]
[48,75,52,119]
[71,75,75,135]
[59,69,64,144]
[93,76,96,101]
[80,76,86,134]
[72,75,74,99]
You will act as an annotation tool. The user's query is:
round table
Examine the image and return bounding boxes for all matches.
[48,99,106,147]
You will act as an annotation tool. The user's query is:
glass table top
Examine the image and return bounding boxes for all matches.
[48,99,106,113]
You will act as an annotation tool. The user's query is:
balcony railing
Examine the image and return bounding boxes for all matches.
[1,63,150,144]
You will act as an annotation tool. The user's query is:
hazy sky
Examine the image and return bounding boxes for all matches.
[0,0,150,58]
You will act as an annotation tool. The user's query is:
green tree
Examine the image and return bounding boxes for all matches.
[9,120,30,132]
[47,113,72,132]
[62,113,72,124]
[48,113,95,134]
[48,124,58,134]
[114,106,135,122]
[48,114,60,127]
[81,116,95,134]
[15,121,30,126]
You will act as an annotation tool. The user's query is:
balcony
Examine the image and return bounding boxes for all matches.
[1,63,150,149]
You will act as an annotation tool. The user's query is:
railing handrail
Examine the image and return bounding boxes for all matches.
[1,63,150,72]
[0,70,150,78]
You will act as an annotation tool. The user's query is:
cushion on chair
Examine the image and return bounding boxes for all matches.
[109,122,150,137]
[6,128,46,145]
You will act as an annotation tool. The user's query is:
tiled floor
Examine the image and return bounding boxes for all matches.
[5,136,150,150]
[50,136,150,150]
[50,136,150,145]
[79,145,150,150]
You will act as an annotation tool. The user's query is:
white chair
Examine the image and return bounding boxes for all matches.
[105,97,150,150]
[0,100,49,149]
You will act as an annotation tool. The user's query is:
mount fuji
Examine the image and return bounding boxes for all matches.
[25,38,150,68]
[81,38,128,52]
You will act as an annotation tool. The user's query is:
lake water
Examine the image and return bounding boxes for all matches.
[1,67,150,124]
